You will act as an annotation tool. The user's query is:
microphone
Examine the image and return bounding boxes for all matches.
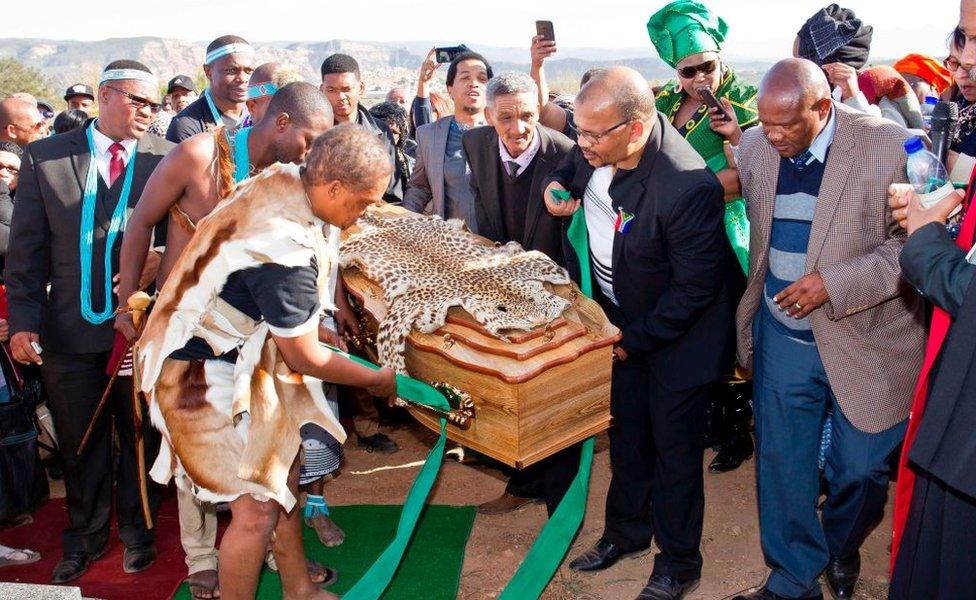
[930,101,959,166]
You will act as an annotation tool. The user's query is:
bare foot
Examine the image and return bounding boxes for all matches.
[187,569,220,599]
[306,514,346,547]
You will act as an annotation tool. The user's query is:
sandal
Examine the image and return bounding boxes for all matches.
[307,559,339,587]
[187,569,220,600]
[0,547,40,568]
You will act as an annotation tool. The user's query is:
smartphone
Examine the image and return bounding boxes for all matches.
[536,20,555,43]
[697,87,732,122]
[434,45,469,64]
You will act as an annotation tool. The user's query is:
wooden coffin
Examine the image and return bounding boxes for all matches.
[340,206,620,468]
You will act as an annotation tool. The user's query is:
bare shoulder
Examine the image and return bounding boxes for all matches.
[171,131,218,166]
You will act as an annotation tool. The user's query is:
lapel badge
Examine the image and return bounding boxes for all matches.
[614,207,635,235]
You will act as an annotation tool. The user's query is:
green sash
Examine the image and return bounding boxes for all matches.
[656,70,757,275]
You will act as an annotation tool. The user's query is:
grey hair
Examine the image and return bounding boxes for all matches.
[486,71,539,106]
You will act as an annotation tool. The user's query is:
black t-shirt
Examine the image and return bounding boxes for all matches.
[170,260,320,362]
[165,96,216,143]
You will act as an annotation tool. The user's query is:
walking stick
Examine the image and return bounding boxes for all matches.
[127,293,154,529]
[76,292,152,456]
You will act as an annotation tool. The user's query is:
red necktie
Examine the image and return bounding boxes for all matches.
[108,142,125,187]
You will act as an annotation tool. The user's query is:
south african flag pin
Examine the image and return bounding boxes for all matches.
[615,207,635,235]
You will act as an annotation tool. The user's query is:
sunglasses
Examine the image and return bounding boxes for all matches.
[678,59,719,79]
[105,85,162,114]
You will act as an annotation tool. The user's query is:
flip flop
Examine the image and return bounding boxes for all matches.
[307,559,339,587]
[186,569,220,600]
[0,548,41,568]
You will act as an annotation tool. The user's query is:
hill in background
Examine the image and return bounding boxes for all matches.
[0,36,785,106]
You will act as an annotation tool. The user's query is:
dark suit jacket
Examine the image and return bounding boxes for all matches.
[900,221,976,497]
[546,112,730,391]
[5,124,173,354]
[463,124,574,266]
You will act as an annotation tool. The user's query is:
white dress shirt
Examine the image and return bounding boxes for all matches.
[497,125,542,177]
[91,124,137,186]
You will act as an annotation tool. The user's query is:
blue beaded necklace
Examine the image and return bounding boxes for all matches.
[232,126,250,183]
[79,120,137,325]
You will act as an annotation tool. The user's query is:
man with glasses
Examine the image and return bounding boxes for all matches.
[167,35,254,143]
[0,97,47,148]
[5,59,172,584]
[545,67,728,600]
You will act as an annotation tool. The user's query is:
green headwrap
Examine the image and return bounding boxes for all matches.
[647,0,729,68]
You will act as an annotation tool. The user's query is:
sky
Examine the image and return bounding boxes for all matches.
[1,0,961,60]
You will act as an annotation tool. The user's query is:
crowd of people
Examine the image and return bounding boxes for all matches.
[1,1,976,599]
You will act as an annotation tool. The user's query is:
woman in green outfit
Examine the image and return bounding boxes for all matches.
[648,0,755,474]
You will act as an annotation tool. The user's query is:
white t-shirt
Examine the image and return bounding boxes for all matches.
[583,165,618,305]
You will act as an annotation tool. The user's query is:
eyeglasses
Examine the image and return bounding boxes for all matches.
[13,121,46,133]
[678,59,719,79]
[105,85,162,114]
[576,119,632,144]
[944,56,970,74]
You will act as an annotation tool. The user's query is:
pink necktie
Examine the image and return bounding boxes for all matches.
[108,142,125,187]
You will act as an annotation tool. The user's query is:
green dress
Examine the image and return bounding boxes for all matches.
[655,68,757,275]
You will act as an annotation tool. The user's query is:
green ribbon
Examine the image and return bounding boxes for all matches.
[497,209,596,600]
[319,345,450,600]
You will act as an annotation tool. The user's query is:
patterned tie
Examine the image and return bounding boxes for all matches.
[505,160,520,178]
[108,142,125,187]
[791,149,813,171]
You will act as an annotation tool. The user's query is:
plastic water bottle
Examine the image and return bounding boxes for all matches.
[921,96,939,131]
[904,136,961,217]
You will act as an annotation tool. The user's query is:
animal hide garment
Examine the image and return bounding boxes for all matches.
[135,163,344,511]
[340,212,572,375]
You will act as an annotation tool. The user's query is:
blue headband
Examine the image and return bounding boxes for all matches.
[205,43,254,65]
[247,82,278,100]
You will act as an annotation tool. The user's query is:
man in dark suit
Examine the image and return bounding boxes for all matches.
[545,67,729,600]
[462,71,577,515]
[5,60,171,584]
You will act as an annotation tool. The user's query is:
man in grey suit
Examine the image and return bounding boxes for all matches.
[731,59,926,600]
[5,60,171,584]
[403,51,493,233]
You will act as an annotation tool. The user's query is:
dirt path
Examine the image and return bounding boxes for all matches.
[330,423,894,600]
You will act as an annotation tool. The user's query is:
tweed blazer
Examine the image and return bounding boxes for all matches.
[735,102,926,433]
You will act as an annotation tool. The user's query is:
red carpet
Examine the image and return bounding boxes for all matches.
[0,493,192,600]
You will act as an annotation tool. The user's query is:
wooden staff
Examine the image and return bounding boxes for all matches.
[76,292,152,456]
[128,293,153,529]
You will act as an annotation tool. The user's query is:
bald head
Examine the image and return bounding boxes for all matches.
[264,82,333,128]
[251,62,280,86]
[759,58,831,111]
[0,97,45,147]
[757,58,833,159]
[576,66,655,122]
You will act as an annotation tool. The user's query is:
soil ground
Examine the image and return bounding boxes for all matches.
[329,422,894,600]
[46,420,893,599]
